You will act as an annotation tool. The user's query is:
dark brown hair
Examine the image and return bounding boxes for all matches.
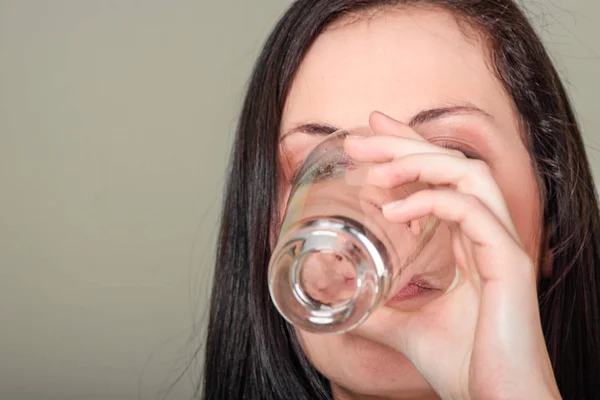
[202,1,600,398]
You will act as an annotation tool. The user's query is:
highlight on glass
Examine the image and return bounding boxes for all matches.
[268,126,459,334]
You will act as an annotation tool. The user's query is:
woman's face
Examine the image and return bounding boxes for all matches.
[279,8,541,399]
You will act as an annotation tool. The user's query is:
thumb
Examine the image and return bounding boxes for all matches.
[351,306,417,357]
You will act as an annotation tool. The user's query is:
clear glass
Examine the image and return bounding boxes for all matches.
[269,126,458,334]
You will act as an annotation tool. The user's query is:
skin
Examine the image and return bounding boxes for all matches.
[278,7,558,400]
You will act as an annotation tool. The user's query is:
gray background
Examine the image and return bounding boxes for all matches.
[0,1,598,399]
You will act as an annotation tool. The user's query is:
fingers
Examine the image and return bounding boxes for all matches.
[351,305,413,355]
[346,111,525,277]
[368,153,517,239]
[382,188,526,282]
[368,153,483,189]
[344,111,518,241]
[345,135,463,163]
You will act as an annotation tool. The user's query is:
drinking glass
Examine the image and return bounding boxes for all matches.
[268,126,458,334]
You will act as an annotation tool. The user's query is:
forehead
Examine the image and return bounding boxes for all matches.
[281,8,513,130]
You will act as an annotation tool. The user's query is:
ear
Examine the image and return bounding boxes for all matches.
[540,223,554,278]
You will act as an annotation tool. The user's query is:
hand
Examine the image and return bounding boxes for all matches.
[343,111,561,400]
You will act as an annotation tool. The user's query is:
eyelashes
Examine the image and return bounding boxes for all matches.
[289,153,354,186]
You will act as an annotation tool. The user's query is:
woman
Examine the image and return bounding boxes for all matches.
[202,0,600,399]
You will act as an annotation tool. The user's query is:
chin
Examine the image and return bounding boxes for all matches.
[298,330,439,399]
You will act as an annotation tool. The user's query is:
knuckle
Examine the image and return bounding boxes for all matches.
[393,159,417,178]
[386,168,405,187]
[463,193,484,210]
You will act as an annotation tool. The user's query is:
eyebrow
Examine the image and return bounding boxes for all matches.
[280,105,492,140]
[409,105,492,126]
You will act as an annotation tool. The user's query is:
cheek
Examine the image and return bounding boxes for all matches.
[277,159,295,213]
[494,160,542,264]
[278,185,292,224]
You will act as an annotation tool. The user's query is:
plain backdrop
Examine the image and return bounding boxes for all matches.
[0,1,598,399]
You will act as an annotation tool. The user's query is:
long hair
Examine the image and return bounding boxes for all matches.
[202,1,600,399]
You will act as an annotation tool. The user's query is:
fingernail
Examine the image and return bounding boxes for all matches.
[347,135,368,140]
[382,200,405,213]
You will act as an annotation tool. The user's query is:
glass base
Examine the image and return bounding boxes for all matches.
[268,216,390,334]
